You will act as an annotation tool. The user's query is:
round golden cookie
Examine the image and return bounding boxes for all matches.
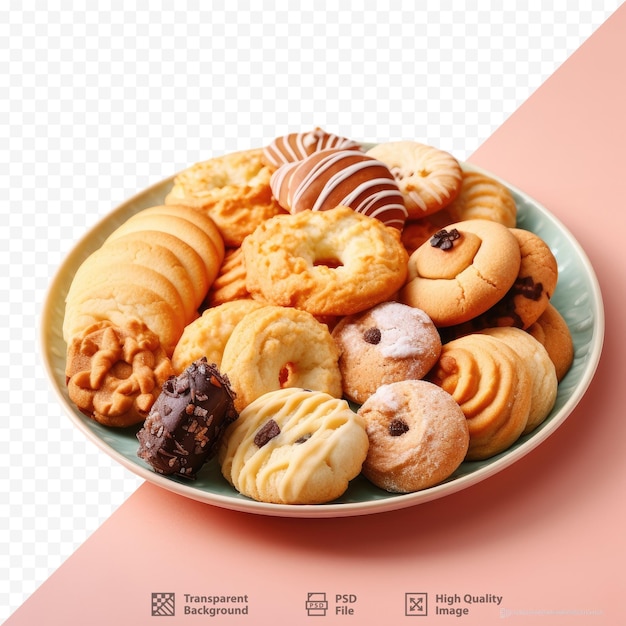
[136,204,225,263]
[65,320,174,427]
[366,141,463,218]
[332,301,442,405]
[428,333,532,460]
[527,303,574,382]
[104,229,210,306]
[358,380,469,493]
[219,387,369,505]
[400,219,522,327]
[65,240,194,325]
[242,205,409,317]
[63,281,185,358]
[479,327,558,434]
[206,247,250,307]
[171,299,265,374]
[220,305,342,412]
[164,148,286,247]
[106,212,223,290]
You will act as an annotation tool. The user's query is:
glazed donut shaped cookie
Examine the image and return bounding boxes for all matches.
[262,127,362,168]
[270,148,408,229]
[219,388,369,505]
[366,141,463,218]
[164,148,286,247]
[243,205,409,317]
[65,320,174,427]
[428,333,532,460]
[400,219,521,327]
[332,301,442,404]
[358,380,469,493]
[220,305,342,412]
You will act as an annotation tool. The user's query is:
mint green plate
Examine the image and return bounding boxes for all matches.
[41,162,604,518]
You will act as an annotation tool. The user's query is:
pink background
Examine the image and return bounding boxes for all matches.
[9,6,626,625]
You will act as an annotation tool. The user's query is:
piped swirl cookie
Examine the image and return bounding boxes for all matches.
[65,320,174,427]
[400,219,521,327]
[428,333,532,460]
[219,388,369,504]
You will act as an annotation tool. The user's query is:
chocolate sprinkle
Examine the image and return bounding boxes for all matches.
[363,327,382,344]
[388,418,410,436]
[430,228,460,250]
[254,419,281,447]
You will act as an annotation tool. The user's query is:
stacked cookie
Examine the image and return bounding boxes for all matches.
[62,128,575,503]
[63,204,224,426]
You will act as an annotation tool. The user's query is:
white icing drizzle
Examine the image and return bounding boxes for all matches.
[264,130,361,167]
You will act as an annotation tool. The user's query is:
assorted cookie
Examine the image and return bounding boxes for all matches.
[62,129,577,504]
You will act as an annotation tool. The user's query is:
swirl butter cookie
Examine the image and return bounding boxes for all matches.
[219,388,369,504]
[243,205,409,317]
[428,333,532,460]
[358,380,469,493]
[527,303,574,381]
[366,141,463,218]
[220,305,342,412]
[400,219,521,327]
[479,327,558,434]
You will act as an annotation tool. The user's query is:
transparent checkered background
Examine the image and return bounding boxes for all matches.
[1,2,620,622]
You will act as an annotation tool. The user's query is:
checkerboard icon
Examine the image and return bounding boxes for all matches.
[151,592,176,616]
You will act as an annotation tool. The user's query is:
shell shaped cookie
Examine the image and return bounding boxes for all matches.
[400,219,521,327]
[366,141,463,218]
[358,380,469,493]
[262,127,362,168]
[428,333,532,460]
[219,388,369,505]
[270,148,408,229]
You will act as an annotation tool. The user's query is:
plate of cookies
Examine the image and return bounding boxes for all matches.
[41,129,604,517]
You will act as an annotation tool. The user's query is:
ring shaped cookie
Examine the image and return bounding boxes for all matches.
[220,305,342,412]
[164,148,285,247]
[65,320,174,427]
[243,205,409,317]
[366,141,463,218]
[400,219,521,327]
